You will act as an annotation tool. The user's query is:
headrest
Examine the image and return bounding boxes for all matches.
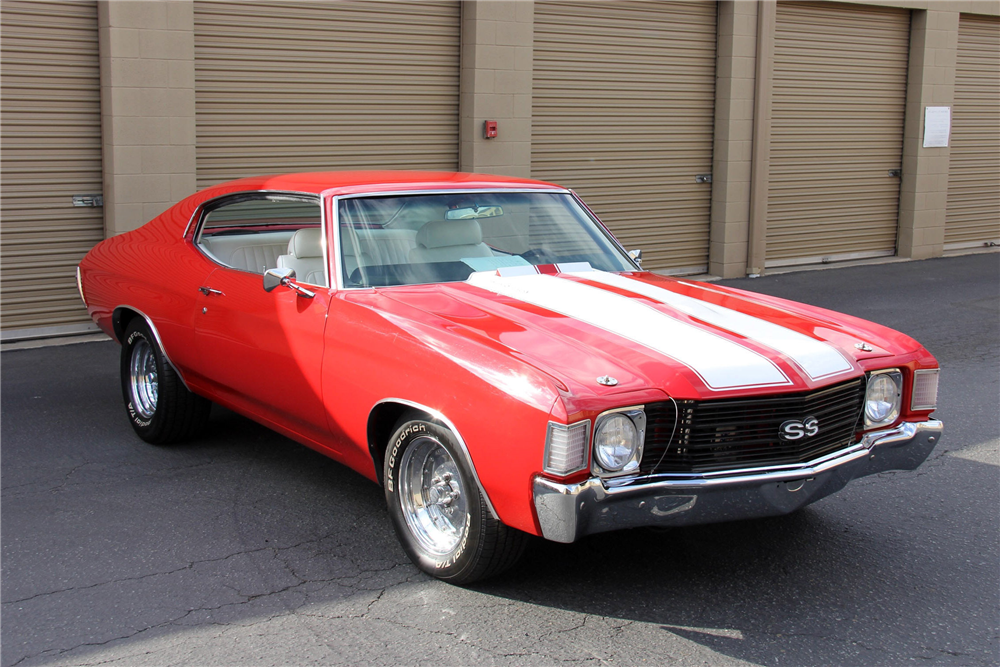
[416,219,483,250]
[339,230,363,257]
[288,228,323,258]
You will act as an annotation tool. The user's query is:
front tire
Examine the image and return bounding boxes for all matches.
[384,417,528,584]
[120,318,210,444]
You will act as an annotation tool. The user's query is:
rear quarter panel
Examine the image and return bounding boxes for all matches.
[79,196,216,378]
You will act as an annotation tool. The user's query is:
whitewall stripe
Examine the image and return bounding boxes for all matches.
[467,271,792,391]
[579,271,855,381]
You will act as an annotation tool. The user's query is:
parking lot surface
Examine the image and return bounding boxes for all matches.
[2,253,998,666]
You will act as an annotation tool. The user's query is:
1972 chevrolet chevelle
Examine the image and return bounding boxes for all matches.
[78,171,943,584]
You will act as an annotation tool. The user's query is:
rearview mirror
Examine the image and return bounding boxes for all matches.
[263,267,295,292]
[445,205,503,220]
[628,249,643,266]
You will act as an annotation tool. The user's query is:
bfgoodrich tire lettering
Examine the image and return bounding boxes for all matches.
[120,318,210,444]
[384,416,528,584]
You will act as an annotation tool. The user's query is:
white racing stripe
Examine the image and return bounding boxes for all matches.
[467,271,792,391]
[579,271,854,381]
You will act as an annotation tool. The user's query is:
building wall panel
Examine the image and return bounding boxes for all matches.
[194,1,460,188]
[532,0,717,274]
[1,0,103,332]
[945,13,1000,250]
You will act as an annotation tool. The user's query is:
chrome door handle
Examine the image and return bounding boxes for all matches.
[198,286,224,296]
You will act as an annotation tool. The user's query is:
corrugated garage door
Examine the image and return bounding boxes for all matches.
[194,1,459,189]
[0,0,103,334]
[766,2,910,268]
[532,1,717,274]
[945,14,1000,250]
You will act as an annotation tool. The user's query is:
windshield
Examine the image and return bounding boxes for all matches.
[337,192,634,287]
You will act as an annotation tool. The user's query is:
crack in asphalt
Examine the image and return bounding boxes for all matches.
[2,533,347,607]
[8,556,415,667]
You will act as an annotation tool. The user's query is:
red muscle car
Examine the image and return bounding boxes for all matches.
[78,171,943,584]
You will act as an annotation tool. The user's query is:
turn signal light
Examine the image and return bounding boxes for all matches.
[911,369,939,411]
[543,421,590,476]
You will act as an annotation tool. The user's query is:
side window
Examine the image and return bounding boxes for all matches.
[196,196,327,287]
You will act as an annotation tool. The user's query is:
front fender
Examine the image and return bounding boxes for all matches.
[322,292,563,535]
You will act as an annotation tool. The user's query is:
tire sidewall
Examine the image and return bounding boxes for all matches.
[120,321,165,439]
[384,419,484,582]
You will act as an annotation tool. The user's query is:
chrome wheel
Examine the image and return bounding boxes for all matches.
[398,436,469,555]
[129,338,158,419]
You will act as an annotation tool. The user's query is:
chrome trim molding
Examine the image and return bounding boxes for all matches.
[370,398,499,520]
[183,189,320,239]
[76,266,87,306]
[330,193,343,290]
[533,419,943,543]
[320,185,331,291]
[326,186,568,201]
[113,305,192,392]
[187,192,327,286]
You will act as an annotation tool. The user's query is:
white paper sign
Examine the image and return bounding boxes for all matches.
[923,106,951,148]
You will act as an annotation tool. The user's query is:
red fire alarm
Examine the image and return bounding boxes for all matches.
[484,120,498,139]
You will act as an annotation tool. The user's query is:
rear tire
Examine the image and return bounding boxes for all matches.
[384,417,528,585]
[120,318,210,444]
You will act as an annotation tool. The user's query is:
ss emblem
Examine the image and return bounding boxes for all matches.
[779,416,819,441]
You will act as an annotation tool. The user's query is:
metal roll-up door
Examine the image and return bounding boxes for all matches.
[945,14,1000,251]
[194,1,459,189]
[766,2,910,268]
[532,1,717,274]
[1,0,103,334]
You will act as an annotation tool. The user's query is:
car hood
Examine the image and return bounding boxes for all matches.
[375,268,920,407]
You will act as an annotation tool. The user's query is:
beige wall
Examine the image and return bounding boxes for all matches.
[711,0,998,277]
[98,0,196,236]
[458,0,534,177]
[710,0,761,278]
[897,9,960,259]
[91,0,998,270]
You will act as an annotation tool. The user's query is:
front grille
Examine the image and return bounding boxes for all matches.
[640,377,866,473]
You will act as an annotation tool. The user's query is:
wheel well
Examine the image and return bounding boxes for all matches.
[112,307,140,344]
[367,402,433,486]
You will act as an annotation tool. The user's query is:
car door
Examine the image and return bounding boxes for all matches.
[191,194,336,450]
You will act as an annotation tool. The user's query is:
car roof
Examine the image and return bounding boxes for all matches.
[198,171,567,199]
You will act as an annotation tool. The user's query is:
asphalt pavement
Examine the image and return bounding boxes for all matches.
[2,253,998,666]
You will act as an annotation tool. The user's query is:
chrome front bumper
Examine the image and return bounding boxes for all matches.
[532,419,943,543]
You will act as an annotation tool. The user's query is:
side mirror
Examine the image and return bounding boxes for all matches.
[263,267,294,292]
[628,249,643,266]
[263,267,315,298]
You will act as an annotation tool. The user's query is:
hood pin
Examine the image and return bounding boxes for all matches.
[854,342,874,352]
[596,376,619,387]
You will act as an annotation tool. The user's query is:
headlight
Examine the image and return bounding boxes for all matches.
[593,408,645,474]
[865,369,902,429]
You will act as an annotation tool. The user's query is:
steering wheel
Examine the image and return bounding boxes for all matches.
[519,248,557,265]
